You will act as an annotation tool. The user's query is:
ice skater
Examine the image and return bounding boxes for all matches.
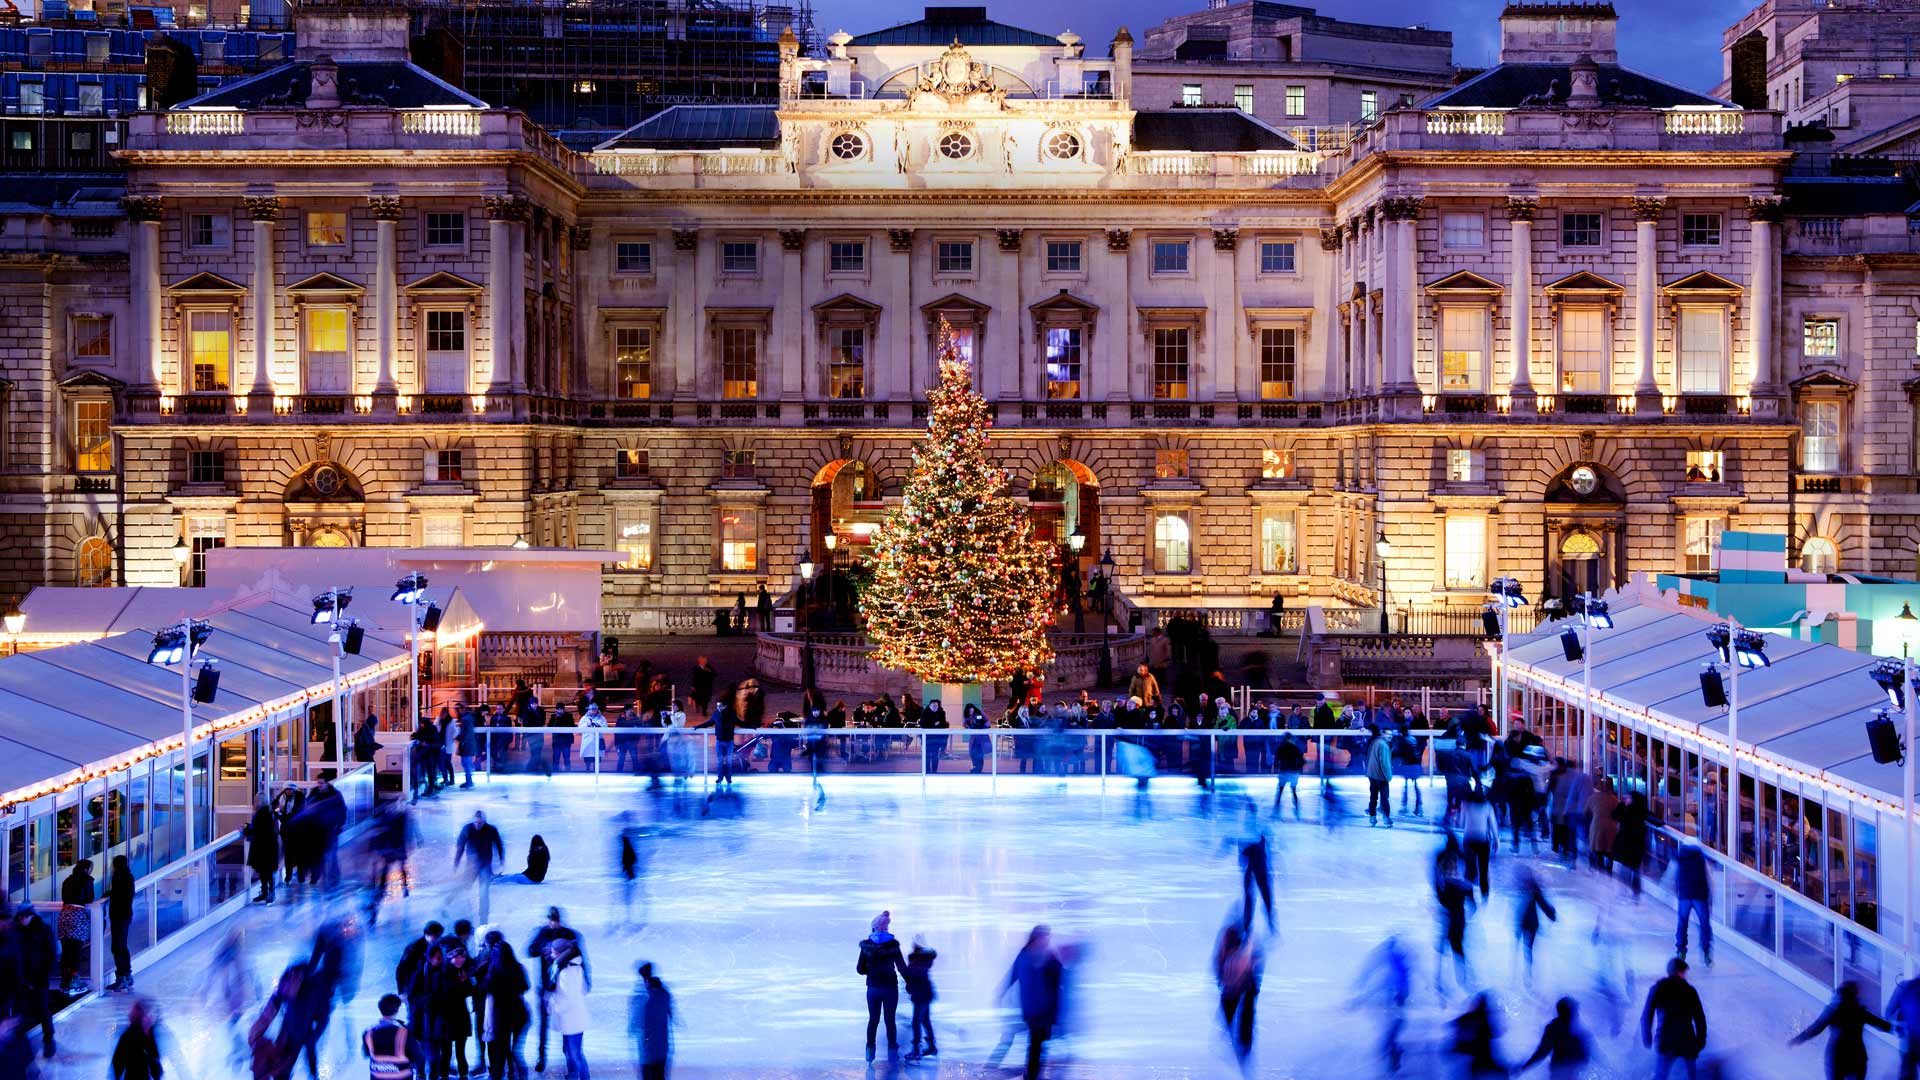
[1434,861,1477,997]
[111,996,170,1080]
[1670,838,1713,965]
[1518,997,1591,1079]
[1352,936,1412,1073]
[528,907,587,1075]
[1273,732,1304,817]
[989,926,1064,1080]
[630,962,673,1080]
[1641,957,1707,1080]
[1884,971,1920,1080]
[453,811,504,923]
[856,910,909,1063]
[1514,868,1557,984]
[1238,833,1276,934]
[905,935,938,1061]
[1214,920,1263,1071]
[1461,786,1497,899]
[1449,993,1505,1079]
[1791,980,1890,1080]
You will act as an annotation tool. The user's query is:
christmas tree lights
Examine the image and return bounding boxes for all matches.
[861,321,1057,685]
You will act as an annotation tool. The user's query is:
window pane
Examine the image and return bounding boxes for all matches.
[1182,84,1203,106]
[1561,213,1602,247]
[1285,85,1305,115]
[74,316,111,359]
[615,326,652,399]
[1259,241,1295,274]
[424,309,467,393]
[425,213,465,248]
[1152,328,1189,399]
[720,509,758,571]
[721,242,758,273]
[1153,513,1191,573]
[305,308,350,393]
[1261,515,1296,573]
[615,242,652,273]
[1440,308,1483,391]
[829,327,865,398]
[1045,241,1082,274]
[1684,517,1724,573]
[73,400,112,472]
[1444,515,1486,589]
[1234,84,1254,113]
[1803,401,1840,472]
[721,328,758,399]
[829,241,865,273]
[1259,327,1296,399]
[1151,241,1189,273]
[936,242,973,273]
[1442,213,1483,248]
[1679,309,1725,393]
[306,211,346,247]
[1804,318,1839,357]
[1360,90,1377,120]
[1559,307,1607,393]
[188,310,230,392]
[1044,327,1081,399]
[614,507,654,570]
[1682,213,1722,246]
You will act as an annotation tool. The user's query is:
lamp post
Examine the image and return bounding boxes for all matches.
[1096,549,1116,689]
[823,532,838,629]
[799,558,817,692]
[1487,577,1528,737]
[1869,658,1918,975]
[311,588,353,779]
[391,573,432,732]
[3,601,22,656]
[511,535,531,550]
[1707,620,1769,874]
[1375,533,1393,634]
[1068,529,1087,634]
[172,535,191,585]
[147,620,211,851]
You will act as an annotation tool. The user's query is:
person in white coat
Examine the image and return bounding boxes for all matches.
[578,705,607,773]
[549,944,592,1079]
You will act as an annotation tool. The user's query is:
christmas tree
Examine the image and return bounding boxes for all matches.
[861,322,1056,685]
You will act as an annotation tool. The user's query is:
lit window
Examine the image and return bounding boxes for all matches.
[1440,308,1484,392]
[1045,240,1082,274]
[1447,449,1481,483]
[1181,84,1203,106]
[1234,84,1254,113]
[721,241,758,274]
[722,449,756,480]
[425,212,466,249]
[1681,213,1722,247]
[1152,328,1190,399]
[719,509,758,571]
[615,241,653,274]
[1685,450,1723,483]
[1800,536,1838,575]
[73,315,111,362]
[1678,309,1725,393]
[936,241,974,274]
[1259,241,1295,274]
[76,535,112,587]
[186,212,229,250]
[423,309,467,394]
[1154,449,1189,480]
[304,307,350,393]
[76,82,103,115]
[829,241,866,273]
[189,449,226,485]
[1804,317,1839,358]
[1285,85,1305,116]
[420,512,464,548]
[1044,327,1082,399]
[613,506,655,570]
[1260,449,1293,480]
[829,327,866,398]
[18,82,43,115]
[426,449,463,484]
[720,327,758,399]
[1257,327,1297,399]
[1443,515,1486,590]
[1441,212,1483,248]
[1802,400,1840,473]
[1152,240,1190,274]
[1558,307,1607,393]
[616,448,648,479]
[187,310,231,392]
[1684,516,1724,573]
[1261,514,1297,574]
[9,130,31,151]
[185,514,225,588]
[1561,212,1602,247]
[1360,90,1377,120]
[306,211,346,247]
[615,326,653,399]
[72,400,111,473]
[1153,512,1191,573]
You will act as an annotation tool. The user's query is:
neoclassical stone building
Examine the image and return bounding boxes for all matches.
[7,1,1919,632]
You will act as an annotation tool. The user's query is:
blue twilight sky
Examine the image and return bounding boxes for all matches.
[811,0,1750,94]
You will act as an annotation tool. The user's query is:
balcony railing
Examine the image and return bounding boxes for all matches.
[164,110,243,136]
[400,109,483,137]
[1425,110,1506,136]
[1664,109,1745,135]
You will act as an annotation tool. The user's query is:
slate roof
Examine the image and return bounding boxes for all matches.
[1783,176,1920,217]
[1423,62,1728,110]
[595,105,781,151]
[1132,108,1300,152]
[176,60,487,111]
[849,6,1059,47]
[0,175,125,214]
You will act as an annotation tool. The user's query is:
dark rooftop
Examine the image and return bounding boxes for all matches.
[178,60,487,111]
[1423,62,1727,110]
[0,175,127,213]
[1132,109,1300,152]
[1783,175,1920,217]
[596,105,780,151]
[849,6,1060,47]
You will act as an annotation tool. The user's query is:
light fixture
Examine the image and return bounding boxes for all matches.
[1489,576,1527,608]
[2,601,22,637]
[1376,534,1392,560]
[799,559,815,582]
[824,533,838,552]
[310,588,353,625]
[390,572,429,605]
[1901,602,1919,624]
[1560,627,1584,662]
[1068,528,1086,554]
[1481,606,1501,639]
[1871,657,1907,709]
[340,620,365,655]
[511,535,531,550]
[172,537,190,566]
[1867,708,1905,765]
[1707,624,1771,668]
[1583,598,1613,630]
[1699,663,1727,708]
[1098,550,1116,572]
[146,619,211,666]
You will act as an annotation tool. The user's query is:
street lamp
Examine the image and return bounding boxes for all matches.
[1375,534,1393,633]
[2,600,21,656]
[823,532,838,627]
[1487,576,1528,737]
[1704,620,1768,875]
[172,536,190,584]
[1096,549,1116,688]
[392,573,437,732]
[311,588,353,778]
[146,619,212,850]
[798,558,817,691]
[1068,528,1087,633]
[1868,656,1917,975]
[510,535,531,550]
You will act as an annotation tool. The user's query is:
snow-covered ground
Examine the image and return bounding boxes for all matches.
[39,773,1850,1078]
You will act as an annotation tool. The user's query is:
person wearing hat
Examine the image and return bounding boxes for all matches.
[527,907,586,1075]
[1641,956,1707,1079]
[856,910,909,1063]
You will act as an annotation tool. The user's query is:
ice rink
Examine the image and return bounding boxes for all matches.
[38,772,1855,1078]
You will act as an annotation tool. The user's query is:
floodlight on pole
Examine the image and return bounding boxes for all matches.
[1874,658,1909,709]
[390,572,429,605]
[310,588,353,625]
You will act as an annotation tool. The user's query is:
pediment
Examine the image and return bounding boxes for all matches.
[1424,270,1504,294]
[1544,271,1625,294]
[812,293,881,334]
[1662,271,1742,295]
[403,271,483,295]
[167,271,246,295]
[920,292,990,315]
[59,369,125,390]
[287,271,365,296]
[1791,370,1857,392]
[1029,291,1099,340]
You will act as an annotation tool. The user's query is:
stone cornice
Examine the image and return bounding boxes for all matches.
[117,149,586,198]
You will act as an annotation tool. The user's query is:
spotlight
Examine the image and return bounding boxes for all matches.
[341,621,365,656]
[1705,624,1732,664]
[1583,599,1613,630]
[1700,663,1727,708]
[192,659,220,703]
[1560,627,1584,662]
[310,588,353,625]
[145,620,211,666]
[390,573,429,605]
[1489,577,1527,609]
[419,604,442,634]
[1867,708,1905,765]
[1733,628,1771,668]
[1481,606,1501,639]
[1871,658,1907,709]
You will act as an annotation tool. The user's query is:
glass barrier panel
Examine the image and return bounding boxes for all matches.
[1728,872,1776,949]
[153,860,198,943]
[128,884,154,954]
[1839,929,1885,1011]
[210,834,249,906]
[1782,896,1837,987]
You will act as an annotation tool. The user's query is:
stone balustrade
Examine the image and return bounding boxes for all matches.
[754,631,1148,697]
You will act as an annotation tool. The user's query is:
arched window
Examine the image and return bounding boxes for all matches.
[1561,531,1602,558]
[1801,536,1838,575]
[75,535,112,587]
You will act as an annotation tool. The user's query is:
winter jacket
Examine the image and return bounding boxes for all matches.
[1364,736,1394,782]
[549,961,590,1037]
[857,934,908,989]
[904,945,937,1003]
[1640,975,1707,1057]
[1461,801,1497,845]
[1887,977,1920,1052]
[1673,844,1712,902]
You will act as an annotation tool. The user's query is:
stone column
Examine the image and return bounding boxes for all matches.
[1319,228,1343,400]
[243,196,279,412]
[887,229,912,402]
[122,196,165,391]
[484,194,529,405]
[993,229,1023,403]
[1748,196,1785,402]
[779,229,805,400]
[1633,197,1664,414]
[369,196,402,405]
[1380,196,1422,406]
[1212,228,1242,400]
[672,229,700,400]
[1507,198,1537,407]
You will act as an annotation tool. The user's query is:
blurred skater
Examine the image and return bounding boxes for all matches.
[630,962,673,1080]
[1214,921,1263,1070]
[1515,869,1557,985]
[1352,936,1413,1073]
[453,811,504,923]
[990,926,1064,1080]
[905,935,938,1061]
[1791,981,1889,1080]
[1641,957,1707,1080]
[1884,971,1920,1080]
[1239,834,1275,934]
[1518,997,1590,1080]
[1434,860,1477,997]
[1449,993,1504,1079]
[110,997,167,1080]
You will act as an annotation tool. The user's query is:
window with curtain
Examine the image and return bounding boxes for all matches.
[423,309,467,393]
[303,308,350,393]
[615,326,652,399]
[1259,327,1296,399]
[1679,308,1725,393]
[1558,307,1607,393]
[829,327,866,398]
[719,509,758,571]
[1153,327,1190,399]
[1153,512,1191,574]
[613,505,655,570]
[1260,514,1297,574]
[721,327,758,399]
[1443,515,1486,589]
[187,310,231,393]
[1802,400,1840,472]
[1044,327,1081,399]
[1440,307,1483,391]
[72,400,111,473]
[1684,516,1724,573]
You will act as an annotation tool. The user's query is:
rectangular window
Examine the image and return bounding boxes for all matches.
[721,449,756,480]
[1151,240,1190,274]
[420,512,463,548]
[1258,241,1296,274]
[424,212,466,249]
[1681,212,1723,247]
[1803,400,1840,473]
[1259,327,1296,399]
[10,130,31,152]
[829,327,866,398]
[73,315,111,362]
[1686,450,1723,483]
[1285,85,1305,116]
[615,326,653,399]
[186,515,224,588]
[1444,515,1486,590]
[1045,240,1082,274]
[1154,449,1189,480]
[612,506,654,571]
[614,241,653,274]
[1261,514,1297,574]
[828,241,866,273]
[72,400,111,473]
[18,82,43,115]
[720,327,758,399]
[1234,84,1254,113]
[423,309,468,393]
[1261,448,1293,480]
[1804,317,1839,358]
[426,449,463,483]
[1153,512,1192,574]
[186,212,228,250]
[616,448,648,480]
[1439,307,1484,392]
[1360,90,1377,120]
[1558,307,1607,393]
[1447,448,1481,484]
[720,241,758,274]
[936,241,974,274]
[76,83,103,115]
[303,307,350,393]
[719,509,758,572]
[187,310,231,392]
[1152,327,1190,400]
[1441,212,1484,249]
[1684,516,1724,574]
[1561,212,1603,247]
[306,211,346,247]
[1181,83,1203,107]
[1044,327,1082,399]
[1678,308,1725,393]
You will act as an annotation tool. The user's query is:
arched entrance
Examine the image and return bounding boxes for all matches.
[1026,460,1101,576]
[284,460,366,547]
[809,459,889,629]
[1543,462,1624,604]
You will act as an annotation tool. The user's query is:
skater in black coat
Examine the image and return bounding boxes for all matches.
[856,911,909,1063]
[246,801,280,903]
